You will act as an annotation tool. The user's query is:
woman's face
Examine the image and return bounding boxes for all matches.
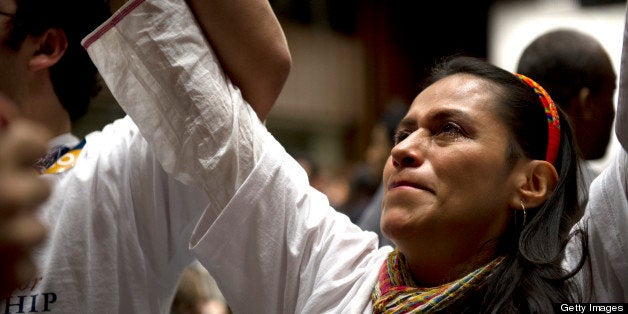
[381,73,523,264]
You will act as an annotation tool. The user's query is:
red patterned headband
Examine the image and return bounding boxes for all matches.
[514,73,561,165]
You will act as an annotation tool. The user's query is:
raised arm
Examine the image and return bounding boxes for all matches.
[85,0,271,215]
[108,0,291,121]
[86,2,385,311]
[185,0,291,121]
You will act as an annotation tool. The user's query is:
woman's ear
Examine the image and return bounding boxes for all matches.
[510,160,558,209]
[28,28,68,72]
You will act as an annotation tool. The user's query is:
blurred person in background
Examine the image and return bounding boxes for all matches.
[337,162,380,223]
[171,262,230,314]
[517,28,617,195]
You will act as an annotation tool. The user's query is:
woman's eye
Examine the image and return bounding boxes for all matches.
[439,122,465,138]
[393,130,411,144]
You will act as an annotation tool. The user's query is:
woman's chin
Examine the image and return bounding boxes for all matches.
[380,209,418,242]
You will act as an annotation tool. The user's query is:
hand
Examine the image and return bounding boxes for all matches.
[0,96,51,297]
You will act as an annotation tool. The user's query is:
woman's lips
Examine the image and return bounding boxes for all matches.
[388,179,434,193]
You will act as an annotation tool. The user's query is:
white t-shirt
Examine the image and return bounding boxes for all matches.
[571,150,628,302]
[85,0,628,312]
[3,116,210,313]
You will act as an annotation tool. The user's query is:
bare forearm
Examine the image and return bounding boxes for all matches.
[186,0,291,121]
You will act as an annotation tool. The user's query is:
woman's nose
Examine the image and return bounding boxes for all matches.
[390,131,425,168]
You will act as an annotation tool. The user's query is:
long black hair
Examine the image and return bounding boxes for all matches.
[422,56,586,313]
[6,0,111,122]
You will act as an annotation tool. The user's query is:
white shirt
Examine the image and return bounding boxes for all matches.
[3,116,210,313]
[85,0,628,312]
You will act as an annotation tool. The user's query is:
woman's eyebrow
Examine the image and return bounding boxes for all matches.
[404,108,474,127]
[395,108,476,135]
[427,108,473,123]
[397,118,416,130]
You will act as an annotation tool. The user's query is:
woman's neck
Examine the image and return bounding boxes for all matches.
[401,244,498,287]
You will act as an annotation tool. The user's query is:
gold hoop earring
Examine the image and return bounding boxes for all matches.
[520,201,527,226]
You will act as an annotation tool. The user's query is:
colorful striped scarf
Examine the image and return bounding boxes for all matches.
[371,249,504,313]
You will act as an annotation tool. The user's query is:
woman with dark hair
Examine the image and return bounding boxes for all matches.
[394,57,584,312]
[87,0,627,312]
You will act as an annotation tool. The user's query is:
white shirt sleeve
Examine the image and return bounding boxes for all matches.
[83,0,267,223]
[571,6,628,302]
[83,0,391,312]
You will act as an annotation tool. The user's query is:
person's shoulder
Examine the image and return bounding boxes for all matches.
[79,115,150,162]
[84,115,138,141]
